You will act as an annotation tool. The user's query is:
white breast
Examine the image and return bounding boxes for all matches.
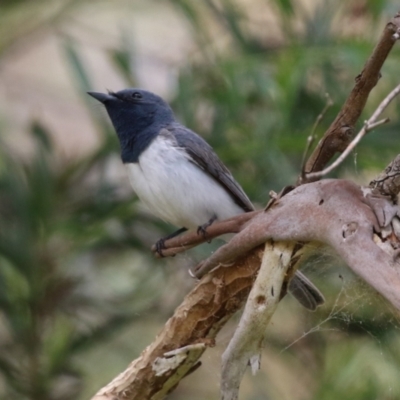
[126,135,245,230]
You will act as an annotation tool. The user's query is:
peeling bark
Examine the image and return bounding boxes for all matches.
[91,248,264,400]
[220,241,296,400]
[194,180,400,310]
[370,154,400,200]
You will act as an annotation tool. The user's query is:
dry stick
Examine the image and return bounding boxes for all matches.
[151,211,261,258]
[300,93,334,178]
[306,83,400,180]
[300,14,400,183]
[306,118,389,180]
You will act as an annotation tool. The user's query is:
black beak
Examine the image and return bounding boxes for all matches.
[87,91,115,103]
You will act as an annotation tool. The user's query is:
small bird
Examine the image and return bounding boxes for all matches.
[88,88,324,310]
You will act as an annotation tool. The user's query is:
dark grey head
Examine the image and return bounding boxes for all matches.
[88,88,176,163]
[88,88,175,134]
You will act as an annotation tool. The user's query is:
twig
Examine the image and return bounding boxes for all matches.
[300,93,333,178]
[300,14,400,183]
[306,83,400,180]
[151,211,261,258]
[306,118,389,180]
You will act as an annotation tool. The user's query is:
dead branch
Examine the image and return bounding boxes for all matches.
[92,170,400,400]
[220,241,297,400]
[151,211,260,258]
[194,179,400,308]
[301,93,334,178]
[305,82,400,180]
[300,13,400,182]
[207,177,400,400]
[91,247,264,400]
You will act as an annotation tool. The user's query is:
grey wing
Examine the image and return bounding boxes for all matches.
[164,125,254,212]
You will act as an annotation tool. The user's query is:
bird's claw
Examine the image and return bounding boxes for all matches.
[153,227,188,257]
[196,216,217,243]
[155,238,166,257]
[196,225,208,238]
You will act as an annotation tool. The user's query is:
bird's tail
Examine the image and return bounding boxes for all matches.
[289,271,325,311]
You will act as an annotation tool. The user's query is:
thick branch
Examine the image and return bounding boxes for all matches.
[91,248,264,400]
[300,14,400,182]
[221,241,296,400]
[92,168,400,400]
[194,179,400,309]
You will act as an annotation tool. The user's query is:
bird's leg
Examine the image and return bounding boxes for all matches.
[155,227,188,257]
[197,215,217,242]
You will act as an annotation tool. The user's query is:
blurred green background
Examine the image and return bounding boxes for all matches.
[1,1,400,399]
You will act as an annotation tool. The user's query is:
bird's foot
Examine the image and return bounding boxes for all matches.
[154,227,188,257]
[155,238,166,257]
[197,216,217,243]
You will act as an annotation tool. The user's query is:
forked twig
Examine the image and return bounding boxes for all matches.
[301,15,400,181]
[305,83,400,180]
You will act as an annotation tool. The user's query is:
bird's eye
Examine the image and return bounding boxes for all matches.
[131,92,142,99]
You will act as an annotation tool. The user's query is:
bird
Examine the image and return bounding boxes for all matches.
[88,88,324,310]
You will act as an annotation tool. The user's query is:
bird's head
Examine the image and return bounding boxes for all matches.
[88,88,175,137]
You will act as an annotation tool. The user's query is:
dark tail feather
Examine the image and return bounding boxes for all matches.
[289,271,325,311]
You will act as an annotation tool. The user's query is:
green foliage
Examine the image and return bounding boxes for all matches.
[170,0,400,196]
[0,119,164,399]
[0,0,82,56]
